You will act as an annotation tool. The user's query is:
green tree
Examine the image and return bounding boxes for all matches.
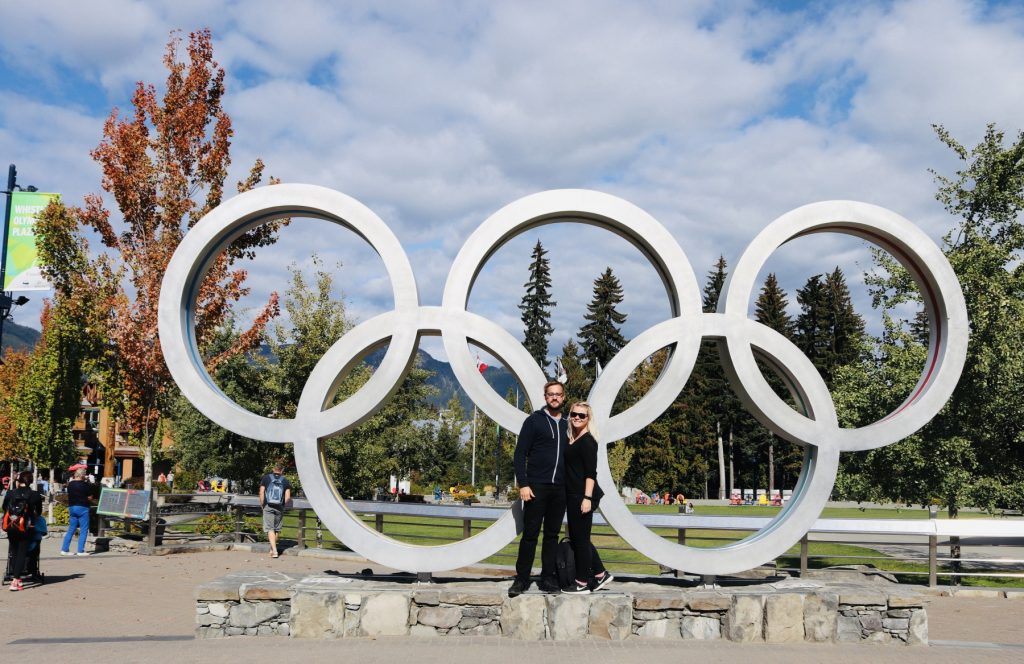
[841,123,1024,516]
[9,200,114,482]
[556,338,590,407]
[753,272,801,495]
[519,240,556,372]
[420,394,466,487]
[578,267,628,377]
[168,322,274,493]
[795,268,866,388]
[690,256,741,498]
[259,257,436,499]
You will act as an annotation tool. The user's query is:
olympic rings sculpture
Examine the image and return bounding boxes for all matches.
[159,185,967,575]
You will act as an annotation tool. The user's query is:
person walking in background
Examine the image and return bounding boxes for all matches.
[259,462,291,559]
[3,471,44,591]
[510,380,568,597]
[61,468,94,556]
[561,401,613,594]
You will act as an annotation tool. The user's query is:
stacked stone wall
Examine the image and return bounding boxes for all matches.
[195,572,928,645]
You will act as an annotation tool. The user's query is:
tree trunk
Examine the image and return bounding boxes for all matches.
[728,428,735,499]
[47,467,55,524]
[768,437,775,497]
[716,421,725,500]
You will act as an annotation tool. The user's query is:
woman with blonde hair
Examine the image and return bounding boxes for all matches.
[562,401,613,594]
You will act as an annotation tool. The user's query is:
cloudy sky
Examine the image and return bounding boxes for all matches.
[2,0,1023,369]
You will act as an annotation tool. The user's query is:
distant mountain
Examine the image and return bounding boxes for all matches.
[254,343,523,413]
[0,321,40,357]
[364,347,521,412]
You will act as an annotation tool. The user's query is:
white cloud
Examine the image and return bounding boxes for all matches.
[1,0,1021,369]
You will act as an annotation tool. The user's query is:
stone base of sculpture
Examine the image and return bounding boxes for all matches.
[195,571,928,645]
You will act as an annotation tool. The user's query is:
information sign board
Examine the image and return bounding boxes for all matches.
[97,488,151,520]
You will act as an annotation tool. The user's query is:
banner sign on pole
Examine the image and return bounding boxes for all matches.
[3,190,58,291]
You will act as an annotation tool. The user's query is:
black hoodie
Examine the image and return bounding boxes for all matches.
[513,409,568,487]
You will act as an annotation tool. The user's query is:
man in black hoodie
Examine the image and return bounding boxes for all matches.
[509,380,568,597]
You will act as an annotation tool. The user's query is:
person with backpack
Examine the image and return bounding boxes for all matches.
[3,471,44,591]
[258,462,291,558]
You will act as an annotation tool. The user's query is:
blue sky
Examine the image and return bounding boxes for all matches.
[1,0,1023,365]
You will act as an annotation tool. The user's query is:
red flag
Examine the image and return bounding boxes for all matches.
[476,355,488,374]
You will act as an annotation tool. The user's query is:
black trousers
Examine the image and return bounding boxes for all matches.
[8,531,31,579]
[515,483,566,581]
[566,493,606,581]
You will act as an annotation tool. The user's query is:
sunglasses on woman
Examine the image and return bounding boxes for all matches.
[569,411,588,419]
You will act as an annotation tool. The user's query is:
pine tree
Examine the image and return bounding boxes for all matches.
[753,272,799,497]
[556,338,590,407]
[794,274,829,380]
[754,273,794,337]
[795,269,866,387]
[578,267,627,375]
[822,267,866,379]
[691,256,736,498]
[519,240,556,371]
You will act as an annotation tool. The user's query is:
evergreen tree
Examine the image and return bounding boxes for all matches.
[753,272,800,495]
[690,256,739,498]
[556,338,590,407]
[795,269,866,388]
[519,240,556,372]
[578,267,627,375]
[822,267,866,379]
[754,273,794,337]
[420,394,465,487]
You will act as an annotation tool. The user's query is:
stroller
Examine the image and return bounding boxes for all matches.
[3,516,47,587]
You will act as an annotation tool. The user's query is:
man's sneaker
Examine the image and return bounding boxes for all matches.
[537,577,562,594]
[60,551,73,556]
[562,580,590,595]
[75,552,89,556]
[591,571,614,591]
[508,578,530,598]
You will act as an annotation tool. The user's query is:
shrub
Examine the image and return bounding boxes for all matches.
[51,502,70,526]
[193,511,266,541]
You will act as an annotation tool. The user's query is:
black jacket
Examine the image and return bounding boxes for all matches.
[514,409,568,487]
[565,432,604,503]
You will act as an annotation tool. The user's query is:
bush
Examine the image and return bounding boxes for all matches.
[193,511,266,541]
[51,502,69,526]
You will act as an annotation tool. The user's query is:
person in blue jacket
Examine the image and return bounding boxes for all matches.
[509,380,568,597]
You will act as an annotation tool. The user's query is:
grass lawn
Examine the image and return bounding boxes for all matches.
[164,503,1022,587]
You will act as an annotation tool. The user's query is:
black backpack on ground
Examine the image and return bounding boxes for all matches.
[555,538,576,589]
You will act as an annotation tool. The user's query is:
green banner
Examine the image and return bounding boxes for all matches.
[3,190,58,291]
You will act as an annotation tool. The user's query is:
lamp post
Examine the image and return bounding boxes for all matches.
[0,164,34,359]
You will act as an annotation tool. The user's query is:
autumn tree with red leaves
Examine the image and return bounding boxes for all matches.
[0,348,30,480]
[58,29,281,489]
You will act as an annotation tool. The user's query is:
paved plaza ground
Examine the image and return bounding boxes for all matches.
[1,535,1023,663]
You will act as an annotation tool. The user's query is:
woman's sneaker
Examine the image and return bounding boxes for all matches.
[562,580,590,594]
[591,571,614,591]
[9,579,22,591]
